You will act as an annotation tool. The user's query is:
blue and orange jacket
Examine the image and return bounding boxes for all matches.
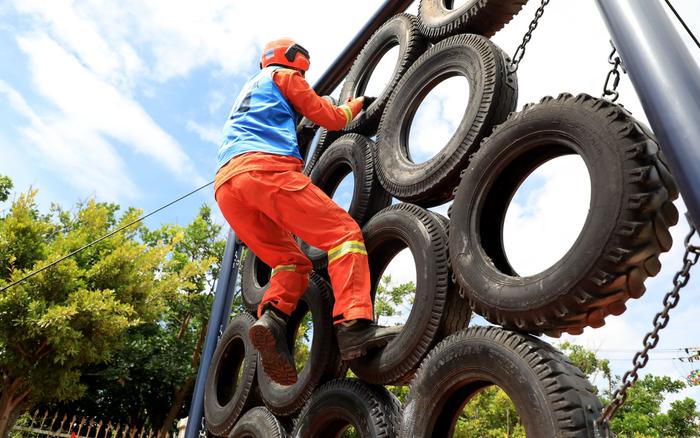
[215,66,363,192]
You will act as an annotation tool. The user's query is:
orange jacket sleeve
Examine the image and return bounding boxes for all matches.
[272,68,363,131]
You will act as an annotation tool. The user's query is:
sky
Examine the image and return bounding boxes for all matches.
[1,0,700,411]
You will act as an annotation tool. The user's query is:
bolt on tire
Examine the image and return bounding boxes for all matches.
[401,326,603,437]
[449,93,679,336]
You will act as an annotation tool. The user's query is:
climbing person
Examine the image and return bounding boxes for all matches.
[214,38,401,386]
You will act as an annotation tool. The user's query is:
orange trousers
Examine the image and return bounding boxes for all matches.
[215,157,374,324]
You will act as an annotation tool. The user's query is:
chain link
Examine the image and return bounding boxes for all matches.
[602,42,626,102]
[594,216,699,437]
[509,0,551,74]
[199,417,207,438]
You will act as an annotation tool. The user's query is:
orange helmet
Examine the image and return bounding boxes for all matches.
[260,38,310,72]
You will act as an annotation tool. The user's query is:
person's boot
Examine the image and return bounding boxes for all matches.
[249,307,297,385]
[335,319,402,361]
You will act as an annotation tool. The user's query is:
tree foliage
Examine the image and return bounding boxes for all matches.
[0,176,12,203]
[0,180,183,437]
[0,175,227,435]
[56,205,228,433]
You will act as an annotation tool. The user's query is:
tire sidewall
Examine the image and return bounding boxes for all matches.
[340,14,425,133]
[377,34,515,206]
[350,204,448,384]
[402,330,562,437]
[240,249,270,314]
[450,104,623,313]
[257,274,341,416]
[204,314,258,435]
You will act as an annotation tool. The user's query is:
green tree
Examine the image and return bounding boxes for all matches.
[665,398,700,437]
[0,187,180,438]
[56,205,227,434]
[0,176,12,203]
[456,387,525,438]
[610,374,700,437]
[373,275,414,324]
[559,341,613,395]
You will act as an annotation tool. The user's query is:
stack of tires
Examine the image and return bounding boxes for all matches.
[204,1,679,437]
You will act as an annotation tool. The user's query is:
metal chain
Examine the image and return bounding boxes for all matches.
[594,216,699,437]
[509,0,551,74]
[602,42,626,102]
[199,417,207,438]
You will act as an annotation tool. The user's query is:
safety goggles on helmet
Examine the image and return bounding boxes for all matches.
[260,39,311,72]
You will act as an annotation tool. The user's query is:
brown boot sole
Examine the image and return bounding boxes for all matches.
[339,332,396,361]
[249,324,298,386]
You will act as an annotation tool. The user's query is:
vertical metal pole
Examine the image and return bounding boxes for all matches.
[185,230,241,438]
[595,0,700,225]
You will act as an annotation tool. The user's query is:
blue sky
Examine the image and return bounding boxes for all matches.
[2,0,700,409]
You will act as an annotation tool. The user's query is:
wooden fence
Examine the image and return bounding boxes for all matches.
[12,410,177,438]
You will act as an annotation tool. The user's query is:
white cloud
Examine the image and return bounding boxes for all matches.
[0,80,138,201]
[10,0,391,84]
[503,155,591,276]
[17,32,193,173]
[187,120,221,145]
[12,0,144,92]
[408,76,470,163]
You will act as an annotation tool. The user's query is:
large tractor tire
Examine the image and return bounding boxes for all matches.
[449,93,679,336]
[401,326,603,437]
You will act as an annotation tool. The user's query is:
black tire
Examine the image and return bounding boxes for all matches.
[301,134,392,270]
[299,96,337,166]
[350,203,448,385]
[376,34,517,207]
[429,211,472,337]
[449,93,679,336]
[339,13,428,135]
[239,248,270,315]
[229,407,285,438]
[303,129,341,176]
[292,379,401,438]
[418,0,529,40]
[401,326,603,438]
[204,314,260,437]
[257,273,345,416]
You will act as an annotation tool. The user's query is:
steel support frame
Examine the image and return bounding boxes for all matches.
[596,0,700,227]
[184,2,413,437]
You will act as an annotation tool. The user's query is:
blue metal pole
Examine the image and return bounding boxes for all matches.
[595,0,700,226]
[185,230,241,438]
